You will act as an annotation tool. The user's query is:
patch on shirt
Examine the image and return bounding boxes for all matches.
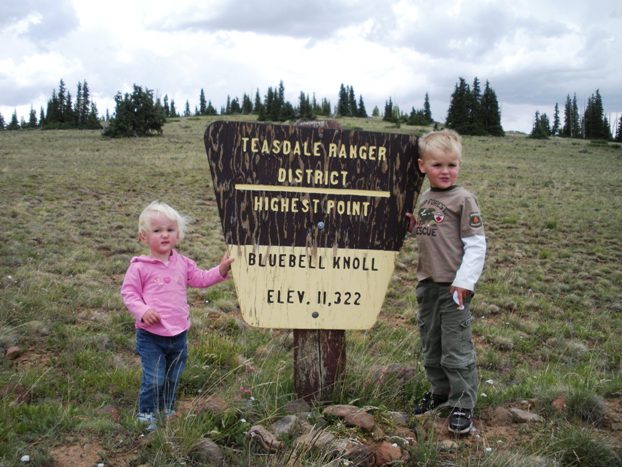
[419,207,445,225]
[469,212,483,227]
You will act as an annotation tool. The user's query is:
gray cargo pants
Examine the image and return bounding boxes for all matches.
[416,280,478,409]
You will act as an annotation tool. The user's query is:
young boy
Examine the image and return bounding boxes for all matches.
[407,129,486,434]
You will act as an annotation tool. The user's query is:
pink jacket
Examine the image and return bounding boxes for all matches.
[121,249,227,336]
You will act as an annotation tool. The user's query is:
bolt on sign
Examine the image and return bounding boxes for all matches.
[205,121,423,330]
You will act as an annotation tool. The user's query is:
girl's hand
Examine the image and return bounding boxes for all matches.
[141,309,161,326]
[219,252,235,277]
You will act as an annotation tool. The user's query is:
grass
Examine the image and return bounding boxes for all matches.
[1,116,622,465]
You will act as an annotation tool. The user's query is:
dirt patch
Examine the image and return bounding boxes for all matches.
[51,440,104,467]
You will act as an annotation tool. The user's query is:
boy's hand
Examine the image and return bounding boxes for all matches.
[405,212,416,232]
[141,309,161,326]
[219,252,235,277]
[450,287,471,310]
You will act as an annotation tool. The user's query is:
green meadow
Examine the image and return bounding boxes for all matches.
[1,116,621,466]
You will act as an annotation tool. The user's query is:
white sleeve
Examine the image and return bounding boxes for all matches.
[452,234,486,291]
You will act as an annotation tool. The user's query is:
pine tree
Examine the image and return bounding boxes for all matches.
[337,84,349,117]
[87,102,100,128]
[64,92,75,125]
[423,93,432,123]
[199,89,207,115]
[57,79,66,122]
[184,100,191,117]
[320,98,331,116]
[480,81,504,136]
[529,111,551,138]
[562,94,574,137]
[446,78,471,133]
[242,94,253,114]
[347,86,357,117]
[551,103,560,136]
[615,116,622,142]
[254,89,262,115]
[170,100,177,117]
[0,112,5,130]
[571,94,581,137]
[8,110,20,130]
[28,107,38,128]
[163,95,170,117]
[298,92,314,120]
[372,106,380,117]
[407,107,428,125]
[583,89,610,140]
[206,101,217,115]
[383,98,395,122]
[280,101,296,121]
[76,81,83,125]
[357,95,367,118]
[104,84,165,137]
[230,97,241,114]
[259,87,274,121]
[469,77,485,135]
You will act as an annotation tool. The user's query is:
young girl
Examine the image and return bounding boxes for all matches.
[121,201,234,430]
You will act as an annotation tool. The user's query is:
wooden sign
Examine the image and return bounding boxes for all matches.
[205,121,422,330]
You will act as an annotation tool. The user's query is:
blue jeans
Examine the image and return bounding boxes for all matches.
[136,329,188,414]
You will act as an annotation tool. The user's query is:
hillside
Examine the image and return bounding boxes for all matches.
[1,116,621,466]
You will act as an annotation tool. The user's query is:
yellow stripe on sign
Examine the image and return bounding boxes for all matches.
[235,184,390,198]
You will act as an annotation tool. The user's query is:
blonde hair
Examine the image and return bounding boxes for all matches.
[138,201,188,241]
[418,129,462,160]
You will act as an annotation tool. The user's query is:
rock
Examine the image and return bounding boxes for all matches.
[344,443,375,466]
[488,406,513,425]
[25,320,50,336]
[323,404,375,432]
[492,336,514,350]
[248,425,283,452]
[439,439,459,451]
[271,415,300,438]
[510,408,545,423]
[386,411,409,426]
[5,346,22,360]
[295,429,336,449]
[190,437,225,466]
[551,394,567,412]
[283,398,311,414]
[201,395,229,415]
[374,441,402,465]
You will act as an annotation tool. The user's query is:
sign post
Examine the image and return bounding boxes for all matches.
[205,121,423,400]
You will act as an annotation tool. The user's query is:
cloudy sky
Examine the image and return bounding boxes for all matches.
[1,0,620,133]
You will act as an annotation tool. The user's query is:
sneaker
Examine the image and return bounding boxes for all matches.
[137,412,157,432]
[414,391,449,415]
[448,407,473,434]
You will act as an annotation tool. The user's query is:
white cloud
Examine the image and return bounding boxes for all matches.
[1,0,621,133]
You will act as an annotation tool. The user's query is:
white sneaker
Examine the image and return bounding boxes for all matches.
[137,412,157,431]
